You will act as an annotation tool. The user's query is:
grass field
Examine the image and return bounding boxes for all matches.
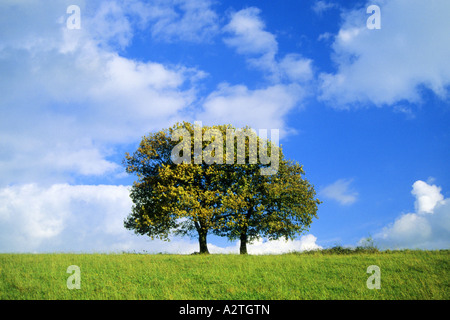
[0,250,448,300]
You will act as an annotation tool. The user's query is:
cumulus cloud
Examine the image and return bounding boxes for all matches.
[247,235,322,254]
[279,54,314,83]
[84,1,134,50]
[64,0,219,46]
[373,180,450,250]
[319,0,450,108]
[138,0,219,43]
[223,7,313,82]
[0,183,321,254]
[0,0,204,185]
[201,7,314,135]
[223,7,278,58]
[0,184,132,252]
[320,179,358,205]
[0,183,210,254]
[311,1,339,15]
[411,180,445,214]
[208,234,322,254]
[199,83,305,136]
[1,1,314,186]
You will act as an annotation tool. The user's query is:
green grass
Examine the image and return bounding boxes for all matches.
[0,250,448,300]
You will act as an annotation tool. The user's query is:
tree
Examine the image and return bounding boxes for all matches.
[213,129,321,254]
[123,121,321,254]
[123,122,233,254]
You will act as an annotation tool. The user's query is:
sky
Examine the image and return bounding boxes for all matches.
[0,0,449,253]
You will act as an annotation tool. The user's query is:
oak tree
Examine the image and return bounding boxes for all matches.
[123,121,320,254]
[123,122,232,254]
[213,129,321,254]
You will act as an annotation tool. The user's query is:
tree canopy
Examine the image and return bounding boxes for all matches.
[123,121,321,254]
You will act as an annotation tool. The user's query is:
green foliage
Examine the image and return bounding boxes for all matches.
[300,246,379,255]
[123,122,235,253]
[298,237,379,255]
[215,158,321,254]
[123,122,321,254]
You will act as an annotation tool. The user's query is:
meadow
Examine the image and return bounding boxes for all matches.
[0,250,448,300]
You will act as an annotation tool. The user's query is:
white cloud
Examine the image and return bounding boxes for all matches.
[0,0,203,185]
[140,0,219,43]
[411,180,444,214]
[0,183,206,254]
[1,1,311,186]
[208,234,322,254]
[0,183,321,254]
[320,179,358,205]
[248,235,322,254]
[373,180,450,250]
[319,0,450,108]
[223,7,313,83]
[207,7,314,134]
[311,1,338,15]
[0,184,132,252]
[318,32,333,42]
[223,7,278,57]
[279,54,314,83]
[85,1,134,50]
[66,0,219,46]
[42,144,119,176]
[199,82,305,135]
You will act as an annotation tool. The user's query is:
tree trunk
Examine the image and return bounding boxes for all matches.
[239,231,248,254]
[194,220,209,254]
[198,230,209,254]
[239,207,253,255]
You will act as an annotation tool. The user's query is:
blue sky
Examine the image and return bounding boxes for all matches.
[0,0,449,253]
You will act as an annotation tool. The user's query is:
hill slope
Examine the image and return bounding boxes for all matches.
[0,250,448,300]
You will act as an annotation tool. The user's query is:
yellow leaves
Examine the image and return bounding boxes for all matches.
[124,121,320,245]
